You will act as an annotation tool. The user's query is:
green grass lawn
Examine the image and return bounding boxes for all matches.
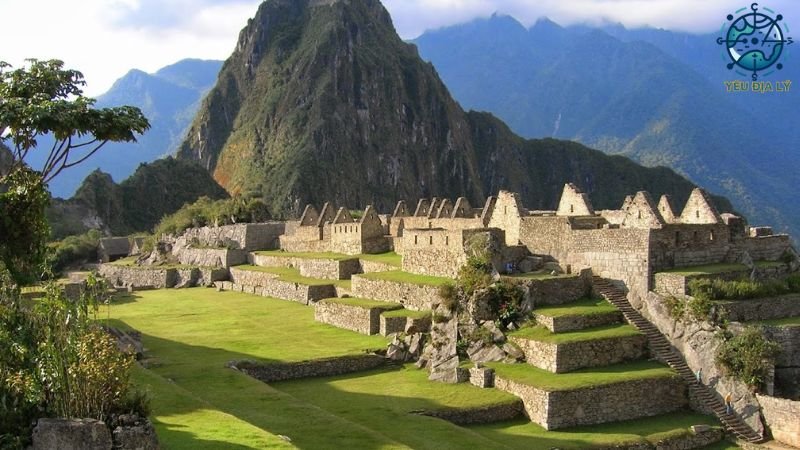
[359,270,453,287]
[358,251,402,267]
[661,263,748,276]
[469,412,723,449]
[107,288,720,449]
[382,308,432,319]
[511,324,641,344]
[502,271,577,281]
[233,265,351,288]
[109,256,194,270]
[254,250,354,260]
[487,360,677,391]
[757,316,800,326]
[321,297,403,310]
[253,250,402,267]
[533,297,618,318]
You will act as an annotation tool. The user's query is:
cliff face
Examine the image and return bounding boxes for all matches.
[179,0,732,217]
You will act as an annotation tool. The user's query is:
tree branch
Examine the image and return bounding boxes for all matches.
[45,140,108,183]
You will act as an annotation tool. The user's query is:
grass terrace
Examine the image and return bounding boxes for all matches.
[253,250,402,267]
[503,271,577,281]
[382,308,433,320]
[358,269,453,287]
[486,360,677,392]
[234,265,351,289]
[468,412,724,449]
[321,297,403,311]
[661,260,783,276]
[511,324,641,344]
[108,256,194,270]
[757,316,800,327]
[533,297,618,318]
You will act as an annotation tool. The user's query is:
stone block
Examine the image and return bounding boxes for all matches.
[469,366,495,388]
[32,418,112,450]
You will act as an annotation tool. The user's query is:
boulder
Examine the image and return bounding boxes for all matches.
[32,418,112,450]
[112,419,159,450]
[518,256,544,273]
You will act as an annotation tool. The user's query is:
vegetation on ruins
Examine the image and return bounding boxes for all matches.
[716,326,782,389]
[49,229,102,273]
[153,195,271,237]
[0,60,150,447]
[688,276,800,301]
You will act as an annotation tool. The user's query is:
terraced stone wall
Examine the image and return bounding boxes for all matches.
[315,301,399,335]
[757,394,800,447]
[177,248,247,268]
[510,334,648,373]
[351,276,441,311]
[234,355,386,382]
[535,310,622,333]
[495,375,686,430]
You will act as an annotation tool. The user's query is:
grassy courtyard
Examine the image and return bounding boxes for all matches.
[107,288,726,449]
[233,265,351,288]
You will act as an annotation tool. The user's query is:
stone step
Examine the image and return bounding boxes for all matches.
[592,276,765,444]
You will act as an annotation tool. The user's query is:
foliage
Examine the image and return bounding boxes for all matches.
[688,277,800,301]
[486,281,525,329]
[49,229,102,273]
[437,282,458,311]
[153,195,271,237]
[0,167,50,285]
[716,326,781,389]
[458,255,493,297]
[0,59,149,183]
[664,294,721,324]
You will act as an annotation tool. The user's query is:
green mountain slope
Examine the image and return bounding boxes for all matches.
[48,158,229,238]
[177,0,731,217]
[413,16,799,235]
[25,59,223,198]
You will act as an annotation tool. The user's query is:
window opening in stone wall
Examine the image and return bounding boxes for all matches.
[710,230,715,241]
[693,231,698,240]
[429,236,433,245]
[570,205,574,213]
[637,211,642,219]
[696,210,700,218]
[675,232,680,244]
[414,235,418,245]
[445,236,449,245]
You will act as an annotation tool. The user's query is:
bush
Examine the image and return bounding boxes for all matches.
[153,196,272,237]
[49,229,103,273]
[486,281,525,330]
[688,277,794,301]
[458,256,492,297]
[716,326,781,389]
[437,282,458,311]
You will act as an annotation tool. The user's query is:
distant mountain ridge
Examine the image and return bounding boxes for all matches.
[26,59,223,198]
[174,0,733,218]
[413,15,800,236]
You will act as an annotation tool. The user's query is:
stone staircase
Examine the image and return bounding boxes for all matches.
[592,276,765,444]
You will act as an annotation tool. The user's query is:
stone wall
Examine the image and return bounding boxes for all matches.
[763,324,800,399]
[402,229,469,278]
[722,294,800,322]
[510,334,648,373]
[756,394,800,447]
[315,300,401,335]
[99,264,172,288]
[298,258,361,280]
[495,374,686,430]
[222,279,335,306]
[511,271,593,307]
[535,310,623,333]
[359,260,397,274]
[176,248,247,268]
[228,267,279,286]
[351,276,441,311]
[233,354,386,382]
[487,191,526,246]
[99,264,224,289]
[178,223,284,251]
[654,269,748,296]
[415,401,524,425]
[638,291,765,434]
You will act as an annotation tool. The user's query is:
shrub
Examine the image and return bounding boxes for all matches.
[153,195,272,237]
[688,277,793,301]
[787,274,800,292]
[716,326,781,389]
[664,295,686,321]
[437,282,458,311]
[458,256,492,297]
[486,281,525,330]
[431,313,450,324]
[49,229,103,273]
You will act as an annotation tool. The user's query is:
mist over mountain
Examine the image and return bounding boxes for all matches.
[413,15,799,236]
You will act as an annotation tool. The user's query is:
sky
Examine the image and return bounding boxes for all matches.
[1,0,798,96]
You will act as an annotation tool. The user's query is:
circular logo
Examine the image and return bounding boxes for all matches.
[717,3,793,80]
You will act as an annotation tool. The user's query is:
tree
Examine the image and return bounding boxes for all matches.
[0,59,149,184]
[0,59,149,284]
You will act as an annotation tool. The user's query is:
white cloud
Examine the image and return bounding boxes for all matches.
[2,0,797,96]
[0,0,260,96]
